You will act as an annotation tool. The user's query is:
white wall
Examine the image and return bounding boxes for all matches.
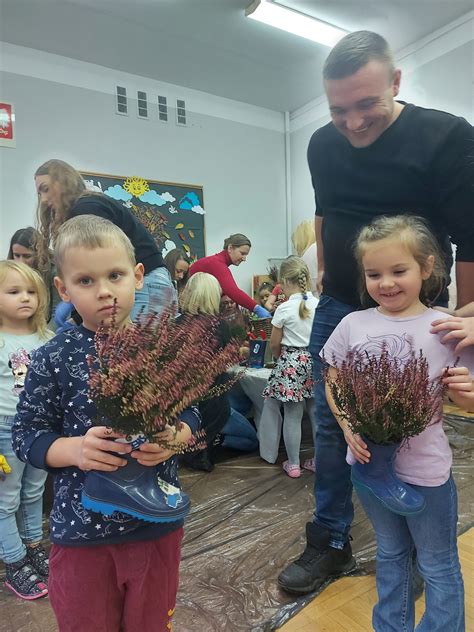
[0,46,288,295]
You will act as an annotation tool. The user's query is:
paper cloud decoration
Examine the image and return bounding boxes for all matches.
[179,192,205,214]
[160,192,176,202]
[104,185,132,202]
[161,239,177,258]
[139,190,167,206]
[84,179,103,193]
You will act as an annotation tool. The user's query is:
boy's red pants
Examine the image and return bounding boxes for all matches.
[48,528,183,632]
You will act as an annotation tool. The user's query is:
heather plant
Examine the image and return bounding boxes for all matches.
[324,345,447,445]
[87,309,241,449]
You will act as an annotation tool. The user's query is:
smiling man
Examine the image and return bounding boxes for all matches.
[278,30,474,596]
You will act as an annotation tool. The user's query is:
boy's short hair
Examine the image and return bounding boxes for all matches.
[54,215,136,275]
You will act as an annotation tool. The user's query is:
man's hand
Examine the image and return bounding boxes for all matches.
[431,316,474,353]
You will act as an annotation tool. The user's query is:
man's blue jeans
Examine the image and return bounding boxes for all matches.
[0,417,47,564]
[357,475,464,632]
[308,294,355,547]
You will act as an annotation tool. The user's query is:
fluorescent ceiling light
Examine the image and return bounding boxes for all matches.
[246,0,348,47]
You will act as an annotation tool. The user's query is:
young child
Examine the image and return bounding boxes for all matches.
[0,260,52,599]
[323,215,474,632]
[256,281,274,308]
[259,256,319,477]
[12,216,200,631]
[179,273,258,471]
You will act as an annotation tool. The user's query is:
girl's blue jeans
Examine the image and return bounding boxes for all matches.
[131,267,177,320]
[357,474,464,632]
[0,416,47,564]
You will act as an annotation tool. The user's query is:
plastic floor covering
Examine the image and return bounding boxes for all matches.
[1,413,473,632]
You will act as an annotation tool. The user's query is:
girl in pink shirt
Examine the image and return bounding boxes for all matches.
[323,215,473,632]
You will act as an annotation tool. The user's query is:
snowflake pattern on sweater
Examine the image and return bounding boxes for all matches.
[12,325,200,547]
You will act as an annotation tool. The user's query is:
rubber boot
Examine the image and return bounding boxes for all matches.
[278,522,356,594]
[351,438,425,516]
[81,454,190,523]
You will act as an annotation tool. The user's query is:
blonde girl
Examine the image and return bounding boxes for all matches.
[322,215,473,632]
[179,273,258,471]
[0,261,52,600]
[260,256,319,477]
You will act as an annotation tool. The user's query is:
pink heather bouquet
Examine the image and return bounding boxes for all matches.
[324,345,447,445]
[87,309,241,449]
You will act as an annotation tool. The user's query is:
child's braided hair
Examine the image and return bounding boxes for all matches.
[279,256,311,319]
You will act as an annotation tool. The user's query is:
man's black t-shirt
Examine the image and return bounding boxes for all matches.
[308,102,474,307]
[70,194,165,274]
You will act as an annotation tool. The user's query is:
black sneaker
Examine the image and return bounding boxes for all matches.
[26,543,49,578]
[5,557,48,600]
[278,522,356,594]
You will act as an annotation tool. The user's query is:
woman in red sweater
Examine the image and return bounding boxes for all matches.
[189,234,271,318]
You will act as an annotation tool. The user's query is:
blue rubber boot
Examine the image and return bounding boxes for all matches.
[351,439,425,516]
[81,455,190,523]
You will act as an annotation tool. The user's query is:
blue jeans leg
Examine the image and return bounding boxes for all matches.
[222,409,259,452]
[131,267,177,320]
[0,419,47,564]
[228,385,253,417]
[308,294,355,547]
[357,475,464,632]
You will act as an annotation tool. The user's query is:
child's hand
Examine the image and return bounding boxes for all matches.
[75,426,131,472]
[443,366,473,393]
[0,454,12,476]
[131,423,192,466]
[343,428,371,464]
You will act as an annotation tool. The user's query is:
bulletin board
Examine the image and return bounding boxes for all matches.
[80,171,205,260]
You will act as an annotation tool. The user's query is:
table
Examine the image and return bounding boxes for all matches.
[237,367,272,430]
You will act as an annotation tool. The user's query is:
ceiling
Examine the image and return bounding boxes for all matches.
[1,0,472,112]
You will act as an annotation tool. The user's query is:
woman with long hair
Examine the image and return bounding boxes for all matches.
[164,248,191,297]
[34,159,175,319]
[7,227,40,268]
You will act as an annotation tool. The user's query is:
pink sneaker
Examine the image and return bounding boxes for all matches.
[283,461,301,478]
[302,457,316,473]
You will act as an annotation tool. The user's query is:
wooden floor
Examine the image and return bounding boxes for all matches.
[279,528,473,631]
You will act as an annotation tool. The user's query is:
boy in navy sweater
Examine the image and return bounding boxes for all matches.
[13,215,200,631]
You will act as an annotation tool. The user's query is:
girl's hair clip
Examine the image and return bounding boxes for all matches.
[302,294,308,300]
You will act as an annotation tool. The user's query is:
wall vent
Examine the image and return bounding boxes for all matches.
[158,95,168,122]
[137,91,148,118]
[116,86,128,115]
[176,99,187,126]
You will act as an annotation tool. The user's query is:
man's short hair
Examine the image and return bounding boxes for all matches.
[323,31,395,80]
[54,215,136,276]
